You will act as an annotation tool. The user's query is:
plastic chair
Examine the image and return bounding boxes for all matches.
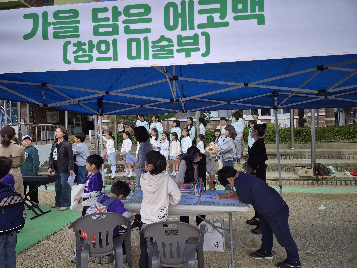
[68,212,132,268]
[140,221,204,268]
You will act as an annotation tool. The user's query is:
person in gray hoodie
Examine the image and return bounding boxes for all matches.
[20,135,40,204]
[139,150,181,268]
[217,125,237,169]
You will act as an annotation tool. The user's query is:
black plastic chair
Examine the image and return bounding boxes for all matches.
[140,221,204,268]
[68,212,132,268]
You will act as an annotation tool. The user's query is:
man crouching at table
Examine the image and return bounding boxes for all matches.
[217,166,302,268]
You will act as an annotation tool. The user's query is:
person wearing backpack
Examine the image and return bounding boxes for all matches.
[0,156,27,268]
[71,180,133,264]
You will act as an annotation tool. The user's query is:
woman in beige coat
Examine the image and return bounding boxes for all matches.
[0,125,25,196]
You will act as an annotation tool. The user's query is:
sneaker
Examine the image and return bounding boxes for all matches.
[250,248,273,260]
[251,226,261,234]
[123,169,129,176]
[131,214,141,230]
[104,253,114,264]
[59,207,69,211]
[111,173,116,179]
[70,249,76,263]
[50,204,60,208]
[246,217,259,226]
[171,172,176,176]
[276,258,302,268]
[128,170,133,177]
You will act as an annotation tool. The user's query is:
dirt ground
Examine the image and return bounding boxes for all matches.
[17,190,357,268]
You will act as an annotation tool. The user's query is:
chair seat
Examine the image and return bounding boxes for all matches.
[151,241,199,267]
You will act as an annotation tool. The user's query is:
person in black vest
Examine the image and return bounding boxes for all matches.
[242,122,268,234]
[217,166,302,268]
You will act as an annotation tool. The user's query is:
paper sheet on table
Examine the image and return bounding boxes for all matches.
[122,196,131,203]
[178,197,198,205]
[216,199,240,204]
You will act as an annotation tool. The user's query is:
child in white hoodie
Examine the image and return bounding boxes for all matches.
[139,150,182,268]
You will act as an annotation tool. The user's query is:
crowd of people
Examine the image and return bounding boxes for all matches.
[0,111,302,268]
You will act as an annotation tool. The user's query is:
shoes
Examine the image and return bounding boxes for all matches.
[104,253,114,264]
[171,172,176,176]
[246,217,259,226]
[276,258,302,268]
[123,169,129,176]
[251,226,261,234]
[111,173,116,179]
[128,170,133,177]
[131,214,141,230]
[59,207,69,211]
[70,249,76,263]
[50,204,60,208]
[250,248,273,260]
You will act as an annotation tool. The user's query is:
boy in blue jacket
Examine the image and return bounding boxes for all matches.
[21,135,40,204]
[217,166,302,268]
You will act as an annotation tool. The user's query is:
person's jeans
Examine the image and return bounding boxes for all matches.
[76,166,88,185]
[223,160,234,168]
[0,231,17,268]
[55,171,71,207]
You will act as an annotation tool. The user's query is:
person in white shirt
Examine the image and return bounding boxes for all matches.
[150,115,163,140]
[231,112,246,163]
[252,112,263,124]
[187,117,196,141]
[180,128,192,159]
[139,151,181,268]
[136,115,149,157]
[102,131,116,178]
[216,117,227,138]
[198,117,206,136]
[150,128,160,151]
[170,120,181,141]
[159,132,170,173]
[170,132,181,175]
[196,134,205,154]
[121,131,134,177]
[136,115,149,131]
[248,120,256,152]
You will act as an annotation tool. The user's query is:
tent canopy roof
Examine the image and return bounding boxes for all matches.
[0,54,356,115]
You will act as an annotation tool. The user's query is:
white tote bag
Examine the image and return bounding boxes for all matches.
[70,184,86,211]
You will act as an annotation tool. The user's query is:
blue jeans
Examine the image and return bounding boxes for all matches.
[0,231,17,268]
[76,166,88,185]
[55,171,71,207]
[260,204,300,262]
[223,160,234,168]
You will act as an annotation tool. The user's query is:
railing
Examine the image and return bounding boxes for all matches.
[20,123,66,145]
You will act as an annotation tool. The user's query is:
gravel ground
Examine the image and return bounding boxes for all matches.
[17,190,357,268]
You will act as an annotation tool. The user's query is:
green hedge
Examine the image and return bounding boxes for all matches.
[205,124,357,144]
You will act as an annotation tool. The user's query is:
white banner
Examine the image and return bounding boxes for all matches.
[0,0,356,74]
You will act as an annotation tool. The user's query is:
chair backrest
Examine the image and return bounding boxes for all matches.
[140,221,204,266]
[68,212,130,256]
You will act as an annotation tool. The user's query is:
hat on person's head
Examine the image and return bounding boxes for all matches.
[22,135,32,141]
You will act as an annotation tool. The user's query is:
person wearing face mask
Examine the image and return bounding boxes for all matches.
[175,146,216,226]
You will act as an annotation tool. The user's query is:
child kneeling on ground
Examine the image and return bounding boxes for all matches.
[71,180,133,264]
[217,166,302,268]
[139,150,182,268]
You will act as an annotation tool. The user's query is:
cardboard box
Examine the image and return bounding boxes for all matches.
[294,166,306,175]
[298,167,314,177]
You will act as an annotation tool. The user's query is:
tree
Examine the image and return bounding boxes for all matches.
[110,113,177,129]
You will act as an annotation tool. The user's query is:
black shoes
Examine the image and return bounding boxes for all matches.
[250,248,273,259]
[246,217,259,225]
[276,258,302,268]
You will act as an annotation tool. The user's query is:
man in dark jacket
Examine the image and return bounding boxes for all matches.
[21,135,40,204]
[217,166,302,268]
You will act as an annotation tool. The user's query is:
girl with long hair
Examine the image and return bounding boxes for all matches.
[150,128,160,151]
[242,123,268,234]
[176,146,216,226]
[48,126,74,211]
[121,131,133,177]
[187,117,196,141]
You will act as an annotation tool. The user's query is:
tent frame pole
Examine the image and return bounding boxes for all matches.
[311,109,316,168]
[114,115,118,151]
[274,93,283,197]
[290,109,295,150]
